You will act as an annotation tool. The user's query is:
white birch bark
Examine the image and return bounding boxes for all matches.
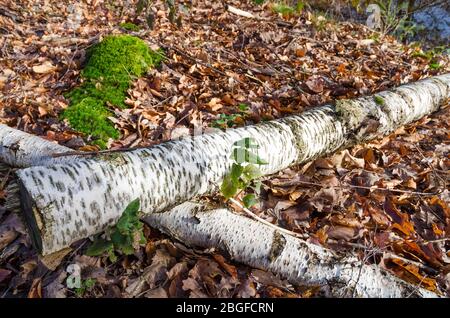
[0,124,72,167]
[14,73,450,255]
[0,126,439,296]
[2,75,448,297]
[144,201,438,298]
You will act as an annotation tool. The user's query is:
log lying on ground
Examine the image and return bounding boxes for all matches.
[1,130,438,298]
[12,73,450,255]
[144,202,438,297]
[2,75,448,297]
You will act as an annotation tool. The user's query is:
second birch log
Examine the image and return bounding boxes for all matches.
[144,202,438,298]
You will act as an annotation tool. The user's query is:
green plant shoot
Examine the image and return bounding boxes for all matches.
[220,137,267,208]
[86,198,146,262]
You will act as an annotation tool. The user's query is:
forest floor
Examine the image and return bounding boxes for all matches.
[0,0,449,298]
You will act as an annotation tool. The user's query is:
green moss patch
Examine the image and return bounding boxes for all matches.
[62,35,163,148]
[63,97,119,148]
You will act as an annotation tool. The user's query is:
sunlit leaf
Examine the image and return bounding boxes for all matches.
[221,175,238,199]
[242,164,262,181]
[230,163,243,182]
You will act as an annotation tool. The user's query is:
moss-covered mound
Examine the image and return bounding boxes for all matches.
[62,98,119,148]
[63,35,163,148]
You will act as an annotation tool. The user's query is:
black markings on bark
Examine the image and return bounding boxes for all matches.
[93,173,101,185]
[86,177,93,190]
[48,175,55,188]
[269,231,286,262]
[65,167,77,181]
[55,181,65,192]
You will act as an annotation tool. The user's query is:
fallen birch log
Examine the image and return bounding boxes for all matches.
[7,73,449,255]
[1,74,448,297]
[0,132,438,297]
[144,202,438,298]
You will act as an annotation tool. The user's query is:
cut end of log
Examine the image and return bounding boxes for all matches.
[16,177,43,253]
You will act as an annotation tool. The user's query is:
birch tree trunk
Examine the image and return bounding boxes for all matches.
[1,129,438,298]
[144,202,438,298]
[13,73,450,255]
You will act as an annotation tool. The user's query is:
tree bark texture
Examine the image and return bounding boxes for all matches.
[8,74,450,255]
[0,124,71,167]
[144,201,438,297]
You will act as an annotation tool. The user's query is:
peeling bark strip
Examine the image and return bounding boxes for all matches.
[14,74,450,254]
[144,202,437,298]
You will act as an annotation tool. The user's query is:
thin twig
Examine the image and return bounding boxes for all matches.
[228,197,308,239]
[329,240,437,274]
[51,147,139,158]
[414,237,450,244]
[288,179,437,196]
[226,5,256,19]
[383,252,437,273]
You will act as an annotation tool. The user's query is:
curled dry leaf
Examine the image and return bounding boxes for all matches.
[126,249,176,296]
[145,286,168,298]
[304,77,324,94]
[28,278,42,298]
[212,254,238,279]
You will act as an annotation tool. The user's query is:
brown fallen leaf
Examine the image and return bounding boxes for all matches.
[264,286,285,297]
[32,61,56,74]
[384,197,415,237]
[310,187,343,213]
[43,271,67,298]
[0,213,24,250]
[281,203,311,229]
[126,249,176,296]
[429,197,450,219]
[213,254,238,279]
[40,247,72,271]
[387,258,437,292]
[251,269,289,290]
[169,273,187,298]
[301,285,322,298]
[182,277,208,298]
[366,204,391,228]
[305,77,324,94]
[167,261,189,281]
[327,225,357,241]
[28,278,42,298]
